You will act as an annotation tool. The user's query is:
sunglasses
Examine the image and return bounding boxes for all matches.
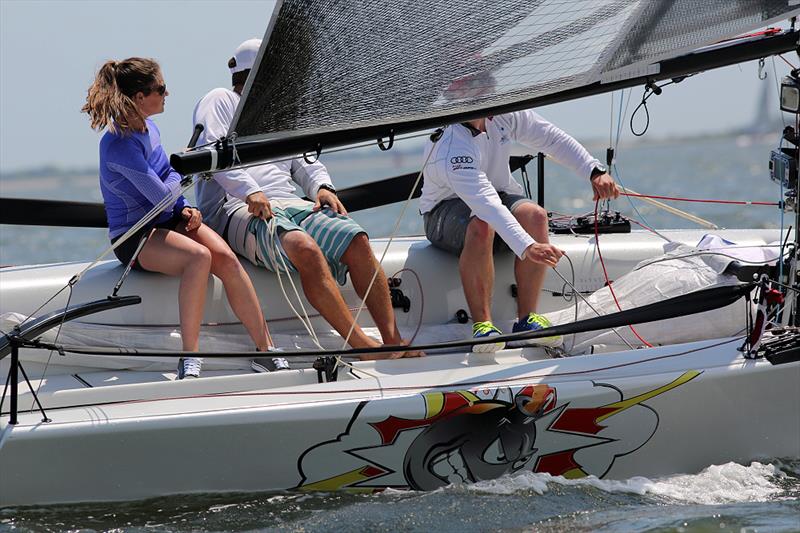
[148,84,167,96]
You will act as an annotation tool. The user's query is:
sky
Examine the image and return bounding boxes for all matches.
[0,0,794,173]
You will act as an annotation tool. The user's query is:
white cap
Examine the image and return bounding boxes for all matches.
[228,39,262,74]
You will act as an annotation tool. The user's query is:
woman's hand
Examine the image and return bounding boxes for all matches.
[314,188,348,215]
[181,207,202,232]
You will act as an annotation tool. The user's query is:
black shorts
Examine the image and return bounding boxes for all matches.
[111,213,183,271]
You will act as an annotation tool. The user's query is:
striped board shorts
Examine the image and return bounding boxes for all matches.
[225,198,366,285]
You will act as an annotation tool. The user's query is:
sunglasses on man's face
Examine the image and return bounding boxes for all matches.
[149,84,167,96]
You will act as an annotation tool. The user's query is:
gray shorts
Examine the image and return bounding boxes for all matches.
[423,192,535,255]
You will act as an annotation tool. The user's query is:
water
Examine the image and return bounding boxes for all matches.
[0,135,792,266]
[1,136,799,531]
[2,461,798,532]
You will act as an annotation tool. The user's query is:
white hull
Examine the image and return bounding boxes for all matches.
[1,228,798,506]
[1,338,798,506]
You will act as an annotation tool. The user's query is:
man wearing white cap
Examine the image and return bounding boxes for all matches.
[194,39,421,361]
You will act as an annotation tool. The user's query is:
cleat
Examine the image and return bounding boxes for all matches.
[177,357,202,379]
[472,321,505,353]
[510,313,563,347]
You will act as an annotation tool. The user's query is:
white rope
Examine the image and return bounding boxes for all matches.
[264,216,324,349]
[261,211,383,381]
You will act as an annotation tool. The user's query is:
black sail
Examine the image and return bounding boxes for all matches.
[171,0,800,174]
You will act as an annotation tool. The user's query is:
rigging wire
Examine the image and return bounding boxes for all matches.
[15,176,199,330]
[767,55,793,323]
[629,80,676,137]
[31,282,74,413]
[778,54,797,70]
[609,89,664,239]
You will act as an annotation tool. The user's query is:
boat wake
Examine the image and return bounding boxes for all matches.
[463,460,797,504]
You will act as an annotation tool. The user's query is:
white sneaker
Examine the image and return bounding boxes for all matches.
[177,357,202,379]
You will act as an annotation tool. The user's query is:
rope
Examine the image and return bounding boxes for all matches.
[593,199,653,348]
[620,187,719,229]
[620,192,779,207]
[262,217,323,350]
[552,256,635,350]
[338,136,439,352]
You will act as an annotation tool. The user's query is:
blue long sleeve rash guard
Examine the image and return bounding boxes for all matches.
[99,119,188,239]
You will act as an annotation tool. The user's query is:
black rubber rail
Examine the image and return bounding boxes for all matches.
[0,197,108,227]
[46,283,753,359]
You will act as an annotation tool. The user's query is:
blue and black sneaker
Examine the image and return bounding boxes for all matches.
[472,321,505,353]
[510,313,563,347]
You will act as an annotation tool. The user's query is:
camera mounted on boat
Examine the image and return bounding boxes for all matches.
[769,69,800,204]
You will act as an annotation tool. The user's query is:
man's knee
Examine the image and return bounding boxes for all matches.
[515,203,548,230]
[282,233,325,267]
[341,233,372,263]
[465,217,495,246]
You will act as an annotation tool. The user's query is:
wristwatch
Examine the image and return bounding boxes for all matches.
[318,183,337,194]
[590,163,608,180]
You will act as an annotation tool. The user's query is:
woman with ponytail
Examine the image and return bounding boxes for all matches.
[83,58,275,379]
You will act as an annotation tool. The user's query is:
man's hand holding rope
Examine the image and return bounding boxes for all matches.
[246,191,273,220]
[524,242,564,268]
[591,172,620,201]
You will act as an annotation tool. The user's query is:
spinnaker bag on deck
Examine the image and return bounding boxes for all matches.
[545,239,780,354]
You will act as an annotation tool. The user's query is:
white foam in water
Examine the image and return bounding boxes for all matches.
[639,462,783,504]
[467,462,783,504]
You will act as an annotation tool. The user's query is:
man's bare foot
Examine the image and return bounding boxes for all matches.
[358,340,425,360]
[398,338,425,357]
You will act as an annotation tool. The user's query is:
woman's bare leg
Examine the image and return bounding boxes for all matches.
[137,229,212,352]
[181,224,272,350]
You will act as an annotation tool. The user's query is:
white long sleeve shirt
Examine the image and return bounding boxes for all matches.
[193,88,335,233]
[420,110,601,258]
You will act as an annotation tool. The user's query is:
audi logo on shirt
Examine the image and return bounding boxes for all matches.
[450,156,474,164]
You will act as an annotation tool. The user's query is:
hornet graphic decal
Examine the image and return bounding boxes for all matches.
[296,371,700,491]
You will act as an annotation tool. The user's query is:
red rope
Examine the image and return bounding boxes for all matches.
[621,192,779,206]
[593,200,653,348]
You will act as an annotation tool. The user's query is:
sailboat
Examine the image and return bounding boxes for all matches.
[1,0,798,507]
